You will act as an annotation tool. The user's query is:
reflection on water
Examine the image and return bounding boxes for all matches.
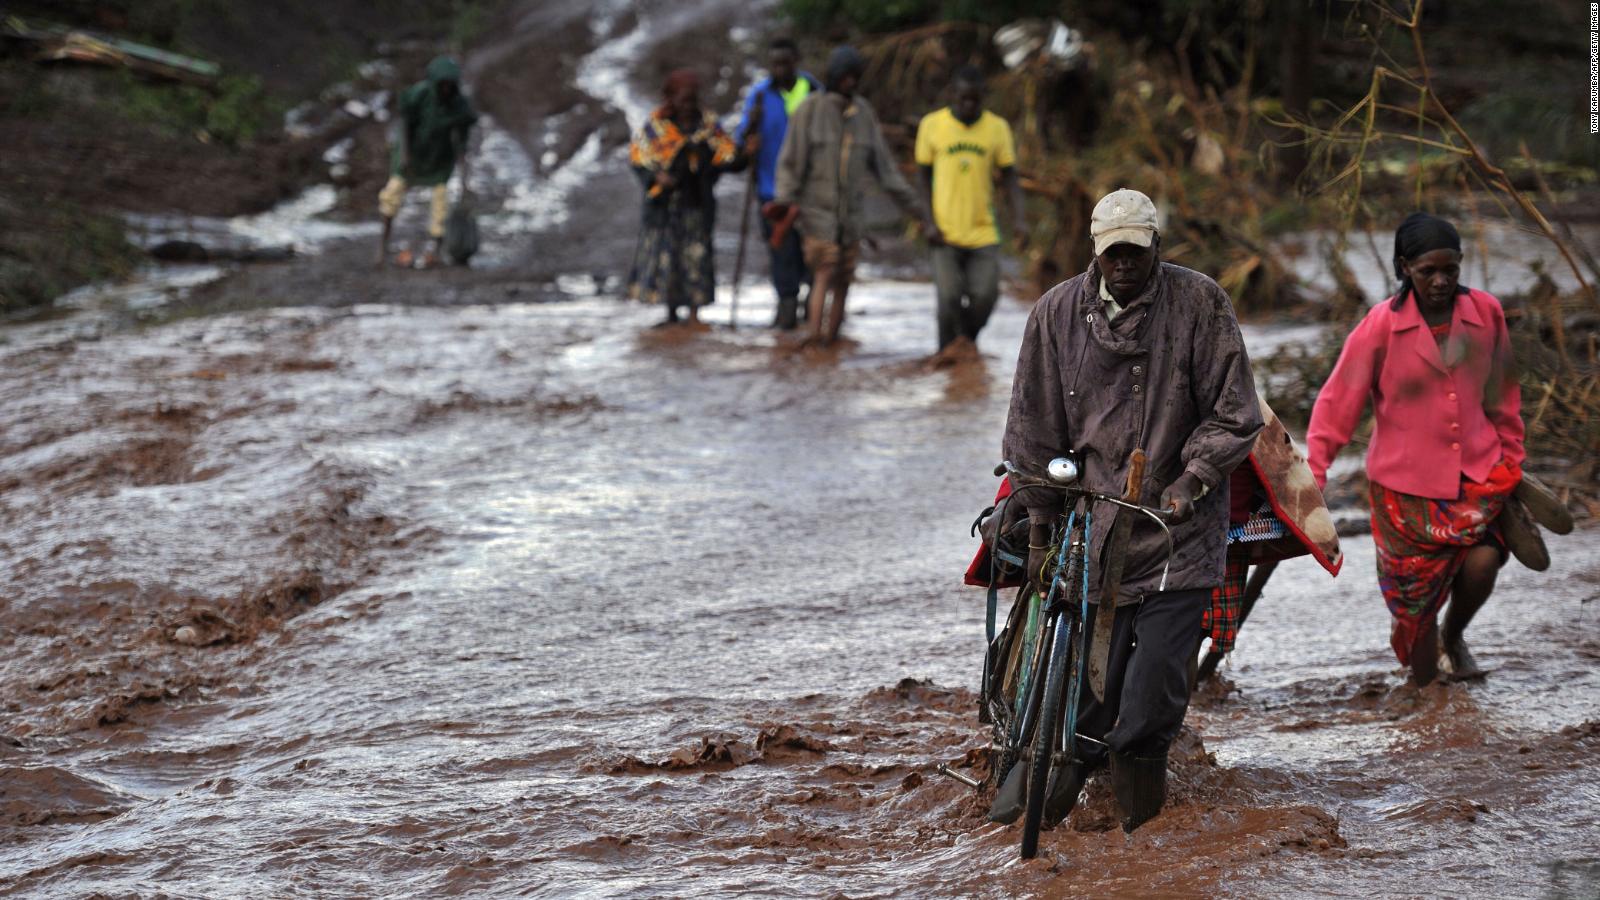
[1,281,1596,896]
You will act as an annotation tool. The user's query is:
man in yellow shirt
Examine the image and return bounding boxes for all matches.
[915,66,1026,351]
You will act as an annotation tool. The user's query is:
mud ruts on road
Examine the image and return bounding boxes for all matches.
[2,282,1598,896]
[3,0,1599,892]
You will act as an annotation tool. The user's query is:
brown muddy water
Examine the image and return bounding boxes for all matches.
[4,0,1600,893]
[1,281,1598,898]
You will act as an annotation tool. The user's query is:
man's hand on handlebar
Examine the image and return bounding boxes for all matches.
[1159,472,1205,525]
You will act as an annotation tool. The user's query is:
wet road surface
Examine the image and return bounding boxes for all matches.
[2,282,1598,897]
[4,0,1600,891]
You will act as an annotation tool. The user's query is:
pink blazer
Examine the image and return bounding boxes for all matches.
[1307,287,1524,500]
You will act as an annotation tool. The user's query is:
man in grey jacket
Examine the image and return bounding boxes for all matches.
[997,188,1262,832]
[772,46,940,345]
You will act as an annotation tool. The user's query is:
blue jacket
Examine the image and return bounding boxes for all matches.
[736,72,821,202]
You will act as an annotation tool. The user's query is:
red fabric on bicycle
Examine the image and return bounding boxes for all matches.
[963,477,1024,588]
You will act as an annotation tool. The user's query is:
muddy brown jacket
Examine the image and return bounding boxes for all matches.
[772,91,926,244]
[1002,261,1264,602]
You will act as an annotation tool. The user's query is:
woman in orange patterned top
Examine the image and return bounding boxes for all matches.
[626,69,746,325]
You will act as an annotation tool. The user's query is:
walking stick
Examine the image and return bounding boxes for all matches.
[729,91,764,330]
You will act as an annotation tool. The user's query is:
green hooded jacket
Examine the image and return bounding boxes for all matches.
[391,56,479,186]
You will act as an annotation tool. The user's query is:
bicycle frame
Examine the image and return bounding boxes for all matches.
[1008,506,1087,762]
[1048,503,1092,779]
[975,460,1178,858]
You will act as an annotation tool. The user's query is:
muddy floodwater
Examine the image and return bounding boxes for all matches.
[4,0,1600,892]
[2,280,1598,897]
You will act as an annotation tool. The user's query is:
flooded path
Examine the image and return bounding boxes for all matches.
[4,0,1599,892]
[2,280,1598,897]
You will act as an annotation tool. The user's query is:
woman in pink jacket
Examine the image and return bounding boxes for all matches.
[1307,213,1524,686]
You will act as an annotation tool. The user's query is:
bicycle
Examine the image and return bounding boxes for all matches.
[976,454,1174,860]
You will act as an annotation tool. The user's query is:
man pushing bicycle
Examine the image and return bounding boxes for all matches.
[995,188,1263,833]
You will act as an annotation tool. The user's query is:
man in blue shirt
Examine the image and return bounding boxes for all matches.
[736,38,820,330]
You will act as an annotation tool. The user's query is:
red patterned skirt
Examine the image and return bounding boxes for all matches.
[1369,459,1518,665]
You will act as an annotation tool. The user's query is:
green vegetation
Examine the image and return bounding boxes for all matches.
[115,72,278,146]
[0,61,59,118]
[450,0,492,51]
[2,0,515,309]
[0,201,140,311]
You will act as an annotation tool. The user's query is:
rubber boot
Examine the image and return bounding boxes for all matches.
[986,762,1026,824]
[1110,751,1168,833]
[1041,761,1091,828]
[774,295,799,330]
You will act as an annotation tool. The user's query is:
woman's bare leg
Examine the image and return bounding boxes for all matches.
[1441,544,1501,678]
[1411,615,1441,687]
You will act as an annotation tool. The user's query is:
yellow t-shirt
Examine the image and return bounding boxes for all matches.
[914,107,1017,249]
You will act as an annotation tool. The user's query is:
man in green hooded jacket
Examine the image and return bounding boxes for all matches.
[377,56,479,267]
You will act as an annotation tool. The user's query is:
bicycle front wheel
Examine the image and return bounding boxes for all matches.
[1020,607,1072,859]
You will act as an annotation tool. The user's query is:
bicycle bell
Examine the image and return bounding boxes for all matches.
[1047,455,1079,484]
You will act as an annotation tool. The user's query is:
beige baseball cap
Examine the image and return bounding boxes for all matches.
[1090,188,1159,256]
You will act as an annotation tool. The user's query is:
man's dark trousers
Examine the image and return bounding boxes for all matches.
[1070,588,1209,760]
[932,243,1000,348]
[761,215,808,328]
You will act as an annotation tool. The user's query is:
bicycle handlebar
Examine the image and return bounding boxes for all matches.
[996,459,1177,591]
[999,460,1173,519]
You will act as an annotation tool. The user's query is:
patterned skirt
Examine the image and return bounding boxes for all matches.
[1369,459,1518,665]
[627,200,715,311]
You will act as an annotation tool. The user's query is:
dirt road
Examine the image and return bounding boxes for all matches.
[3,279,1598,896]
[2,0,1598,895]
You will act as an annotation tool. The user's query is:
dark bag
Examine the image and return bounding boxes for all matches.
[444,195,480,265]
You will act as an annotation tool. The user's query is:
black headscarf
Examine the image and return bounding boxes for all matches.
[1391,212,1463,308]
[825,46,865,91]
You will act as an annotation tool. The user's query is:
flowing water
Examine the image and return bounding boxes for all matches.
[3,281,1598,897]
[3,0,1599,896]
